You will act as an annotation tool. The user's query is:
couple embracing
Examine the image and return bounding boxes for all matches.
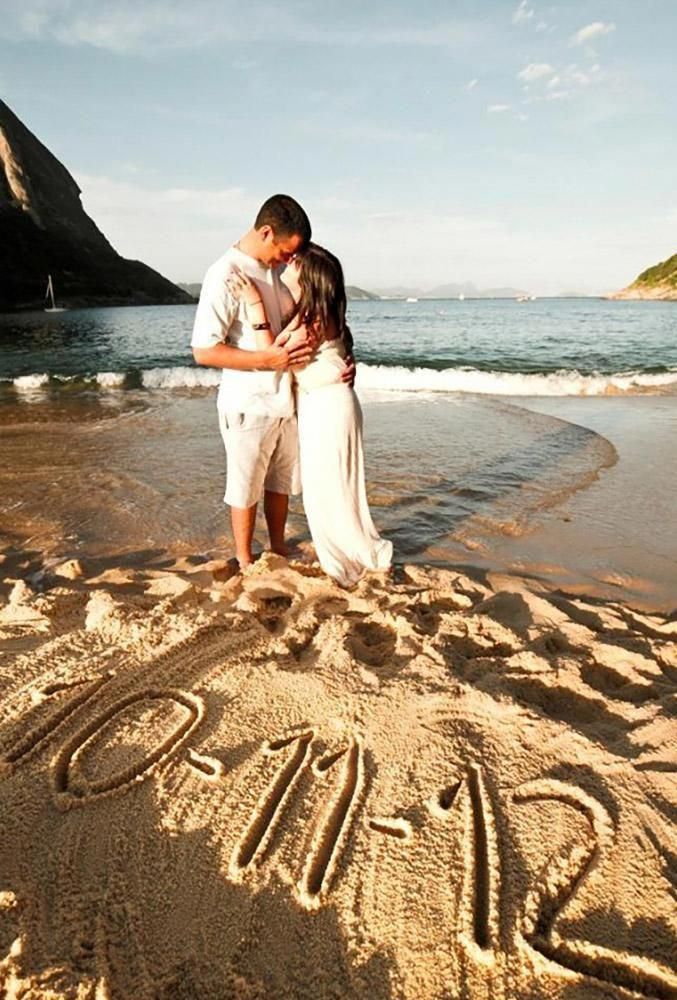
[191,194,392,588]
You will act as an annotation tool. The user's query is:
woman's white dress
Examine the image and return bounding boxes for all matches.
[294,337,392,587]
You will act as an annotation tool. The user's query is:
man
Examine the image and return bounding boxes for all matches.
[191,194,353,568]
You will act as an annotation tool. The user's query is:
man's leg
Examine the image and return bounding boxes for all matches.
[263,490,289,557]
[230,503,258,568]
[220,411,280,570]
[262,416,299,559]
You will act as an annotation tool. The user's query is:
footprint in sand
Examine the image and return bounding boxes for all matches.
[345,621,397,668]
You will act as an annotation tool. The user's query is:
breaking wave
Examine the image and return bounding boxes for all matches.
[5,363,677,397]
[355,364,677,396]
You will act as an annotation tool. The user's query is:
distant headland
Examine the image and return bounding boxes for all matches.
[609,253,677,301]
[181,282,533,302]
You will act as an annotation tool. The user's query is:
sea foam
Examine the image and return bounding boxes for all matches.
[355,364,677,396]
[13,373,50,390]
[141,366,221,389]
[96,371,127,388]
[8,364,677,397]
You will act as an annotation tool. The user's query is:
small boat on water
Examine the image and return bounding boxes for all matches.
[44,274,67,313]
[405,296,418,303]
[458,293,465,301]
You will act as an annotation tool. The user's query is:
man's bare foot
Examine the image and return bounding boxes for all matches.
[269,545,288,559]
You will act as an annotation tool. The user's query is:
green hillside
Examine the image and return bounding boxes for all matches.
[611,252,677,300]
[634,253,677,288]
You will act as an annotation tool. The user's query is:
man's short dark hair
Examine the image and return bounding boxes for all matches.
[255,194,311,247]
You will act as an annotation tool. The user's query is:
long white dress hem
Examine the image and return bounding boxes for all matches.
[295,340,393,589]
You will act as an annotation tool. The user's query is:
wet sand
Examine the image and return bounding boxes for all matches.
[2,387,665,609]
[2,386,674,610]
[481,396,677,611]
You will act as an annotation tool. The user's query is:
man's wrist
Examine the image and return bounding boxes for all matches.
[260,346,280,371]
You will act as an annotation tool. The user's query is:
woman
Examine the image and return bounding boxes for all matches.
[227,244,392,587]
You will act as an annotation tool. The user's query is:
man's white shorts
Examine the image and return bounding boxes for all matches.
[219,411,300,509]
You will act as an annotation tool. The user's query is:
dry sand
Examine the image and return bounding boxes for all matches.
[0,548,675,999]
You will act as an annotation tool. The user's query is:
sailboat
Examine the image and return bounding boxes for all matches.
[44,274,67,313]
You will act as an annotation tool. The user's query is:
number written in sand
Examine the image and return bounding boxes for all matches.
[0,673,114,769]
[232,734,363,904]
[52,689,204,806]
[431,767,498,954]
[4,677,675,992]
[232,730,314,872]
[513,780,676,999]
[465,766,498,952]
[300,740,362,903]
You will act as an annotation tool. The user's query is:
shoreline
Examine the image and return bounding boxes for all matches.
[1,388,675,612]
[486,395,677,612]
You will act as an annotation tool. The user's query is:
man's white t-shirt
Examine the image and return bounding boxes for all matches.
[191,246,295,418]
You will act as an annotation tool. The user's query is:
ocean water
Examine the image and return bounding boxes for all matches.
[1,299,675,607]
[1,298,676,395]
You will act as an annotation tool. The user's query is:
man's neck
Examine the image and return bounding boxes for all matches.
[235,230,267,268]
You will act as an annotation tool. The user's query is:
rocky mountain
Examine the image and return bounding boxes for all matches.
[0,99,193,311]
[609,253,677,301]
[345,285,379,300]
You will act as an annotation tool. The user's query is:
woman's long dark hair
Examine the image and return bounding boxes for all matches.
[293,243,353,353]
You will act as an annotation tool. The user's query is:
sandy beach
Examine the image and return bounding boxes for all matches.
[1,543,675,999]
[3,1,677,992]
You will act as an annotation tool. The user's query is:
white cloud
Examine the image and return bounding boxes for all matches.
[74,172,256,277]
[562,63,602,87]
[463,78,478,91]
[68,171,673,295]
[512,3,550,34]
[1,0,221,51]
[571,21,615,46]
[521,62,604,104]
[487,104,511,114]
[517,63,554,82]
[71,172,519,288]
[569,68,592,86]
[0,1,485,53]
[512,1,534,25]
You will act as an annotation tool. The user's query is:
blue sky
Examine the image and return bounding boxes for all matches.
[1,0,675,294]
